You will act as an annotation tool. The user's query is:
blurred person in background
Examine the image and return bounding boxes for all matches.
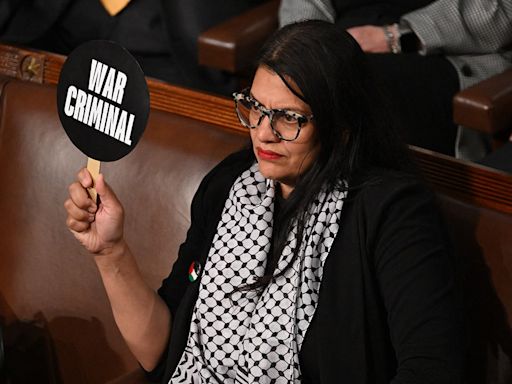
[280,0,512,160]
[0,0,263,95]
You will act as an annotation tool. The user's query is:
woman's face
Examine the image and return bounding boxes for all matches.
[249,66,319,197]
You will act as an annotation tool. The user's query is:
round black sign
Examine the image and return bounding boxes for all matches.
[57,40,149,162]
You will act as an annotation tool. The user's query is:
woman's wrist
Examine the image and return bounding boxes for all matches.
[382,23,400,53]
[94,239,130,270]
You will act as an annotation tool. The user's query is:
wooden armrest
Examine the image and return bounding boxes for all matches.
[453,67,512,136]
[197,0,279,73]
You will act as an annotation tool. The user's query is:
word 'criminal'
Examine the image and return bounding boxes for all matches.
[63,59,134,146]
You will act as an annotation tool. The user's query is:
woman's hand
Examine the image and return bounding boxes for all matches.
[347,25,390,53]
[65,169,172,370]
[64,168,125,255]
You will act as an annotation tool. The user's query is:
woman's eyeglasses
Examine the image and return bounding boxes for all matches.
[233,89,314,142]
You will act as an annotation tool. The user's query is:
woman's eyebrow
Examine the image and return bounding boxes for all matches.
[249,92,309,114]
[249,91,261,104]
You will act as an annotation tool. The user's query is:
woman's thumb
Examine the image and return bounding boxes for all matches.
[95,174,118,207]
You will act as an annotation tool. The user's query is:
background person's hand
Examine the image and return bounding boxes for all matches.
[65,169,125,255]
[347,25,390,53]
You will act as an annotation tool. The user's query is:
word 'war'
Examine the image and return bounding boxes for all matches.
[64,85,134,145]
[88,59,127,104]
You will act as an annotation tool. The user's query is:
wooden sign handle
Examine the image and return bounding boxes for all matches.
[87,158,101,203]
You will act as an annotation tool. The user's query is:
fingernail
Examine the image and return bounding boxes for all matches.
[89,214,95,222]
[88,205,97,213]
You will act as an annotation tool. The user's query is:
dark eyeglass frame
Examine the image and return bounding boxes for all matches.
[232,88,314,142]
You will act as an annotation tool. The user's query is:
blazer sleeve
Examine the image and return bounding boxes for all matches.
[401,0,512,55]
[366,176,464,383]
[156,149,252,317]
[279,0,335,27]
[142,164,213,382]
[144,150,252,382]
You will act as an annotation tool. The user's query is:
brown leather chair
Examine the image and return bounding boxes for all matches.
[0,74,245,382]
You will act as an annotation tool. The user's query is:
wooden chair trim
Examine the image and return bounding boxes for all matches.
[413,146,512,213]
[1,43,512,214]
[35,46,245,134]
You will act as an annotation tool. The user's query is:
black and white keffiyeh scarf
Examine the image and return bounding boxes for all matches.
[171,162,345,383]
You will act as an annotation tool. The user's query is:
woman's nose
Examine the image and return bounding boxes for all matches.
[256,114,279,142]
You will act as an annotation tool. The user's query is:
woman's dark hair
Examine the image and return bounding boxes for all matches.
[240,20,414,292]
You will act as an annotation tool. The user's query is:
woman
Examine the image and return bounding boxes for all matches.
[65,21,463,383]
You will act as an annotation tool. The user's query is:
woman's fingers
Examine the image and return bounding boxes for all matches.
[65,169,98,235]
[66,169,125,253]
[72,168,97,210]
[64,196,95,231]
[64,197,95,221]
[68,181,97,212]
[66,215,91,233]
[77,168,93,189]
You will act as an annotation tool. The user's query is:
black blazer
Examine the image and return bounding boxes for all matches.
[147,149,464,383]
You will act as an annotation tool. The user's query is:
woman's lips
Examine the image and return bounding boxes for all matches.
[257,148,283,160]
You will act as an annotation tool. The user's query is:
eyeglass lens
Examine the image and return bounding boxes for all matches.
[236,97,301,141]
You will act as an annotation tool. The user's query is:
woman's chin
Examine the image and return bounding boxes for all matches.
[257,163,279,181]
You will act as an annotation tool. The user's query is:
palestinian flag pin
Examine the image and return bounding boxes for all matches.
[188,261,202,282]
